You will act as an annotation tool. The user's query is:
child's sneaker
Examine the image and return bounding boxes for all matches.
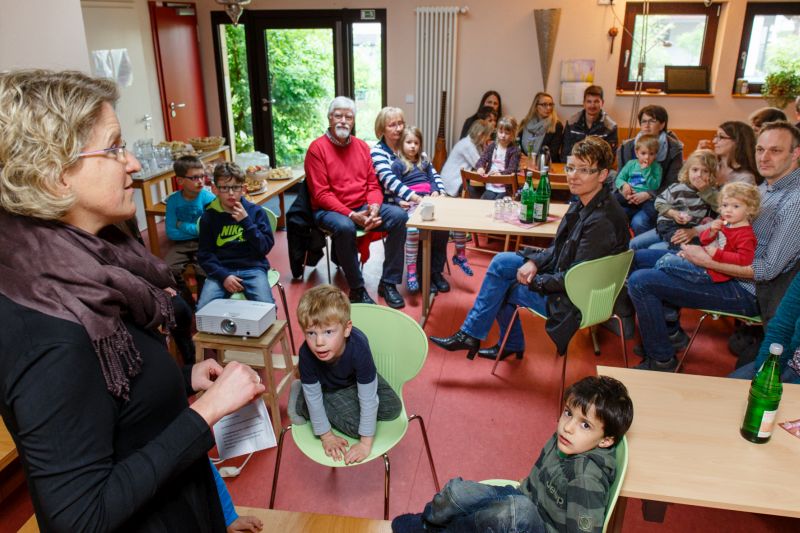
[287,380,307,426]
[406,272,420,292]
[391,513,427,533]
[452,255,473,276]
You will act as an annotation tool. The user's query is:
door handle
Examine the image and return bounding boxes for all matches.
[170,102,186,117]
[261,97,276,111]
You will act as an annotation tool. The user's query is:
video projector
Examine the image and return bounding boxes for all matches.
[196,299,277,338]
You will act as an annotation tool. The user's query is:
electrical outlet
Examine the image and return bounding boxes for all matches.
[597,0,614,5]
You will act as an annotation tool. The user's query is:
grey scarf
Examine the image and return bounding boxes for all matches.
[520,118,549,156]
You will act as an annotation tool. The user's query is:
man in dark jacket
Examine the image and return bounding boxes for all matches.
[431,136,629,359]
[561,85,618,161]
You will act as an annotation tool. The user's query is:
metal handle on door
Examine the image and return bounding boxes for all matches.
[170,102,186,117]
[261,97,276,111]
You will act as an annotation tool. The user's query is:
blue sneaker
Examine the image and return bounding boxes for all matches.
[452,255,474,276]
[407,272,420,292]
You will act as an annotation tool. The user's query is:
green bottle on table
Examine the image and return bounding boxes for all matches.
[532,148,551,223]
[740,343,783,443]
[519,170,534,223]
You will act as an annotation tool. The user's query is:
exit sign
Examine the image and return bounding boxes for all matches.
[361,9,376,20]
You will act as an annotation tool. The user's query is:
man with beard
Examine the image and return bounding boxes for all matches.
[305,96,409,307]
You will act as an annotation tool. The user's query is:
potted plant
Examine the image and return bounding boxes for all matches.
[762,58,800,110]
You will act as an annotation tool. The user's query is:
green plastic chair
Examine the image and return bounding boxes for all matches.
[269,303,440,519]
[480,436,628,533]
[676,310,762,373]
[495,250,633,407]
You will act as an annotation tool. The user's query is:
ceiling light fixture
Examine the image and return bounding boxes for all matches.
[216,0,251,26]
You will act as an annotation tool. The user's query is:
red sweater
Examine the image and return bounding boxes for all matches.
[699,224,757,282]
[305,134,384,216]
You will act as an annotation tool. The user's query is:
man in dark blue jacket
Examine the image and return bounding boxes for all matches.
[197,162,274,310]
[561,85,618,161]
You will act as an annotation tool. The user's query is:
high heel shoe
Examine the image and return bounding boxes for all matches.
[476,345,524,361]
[430,330,480,359]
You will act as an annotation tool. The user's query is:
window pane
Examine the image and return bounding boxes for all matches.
[744,14,800,84]
[628,14,707,82]
[352,22,382,144]
[220,24,253,157]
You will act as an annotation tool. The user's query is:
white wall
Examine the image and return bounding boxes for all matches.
[0,0,90,71]
[193,0,774,138]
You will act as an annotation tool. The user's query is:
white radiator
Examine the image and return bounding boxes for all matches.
[415,6,463,158]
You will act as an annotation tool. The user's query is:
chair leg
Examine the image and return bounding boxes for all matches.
[675,313,709,373]
[324,236,332,283]
[269,425,292,509]
[558,351,569,411]
[590,326,601,355]
[276,282,296,354]
[612,314,629,368]
[492,307,521,375]
[382,453,391,520]
[409,414,440,491]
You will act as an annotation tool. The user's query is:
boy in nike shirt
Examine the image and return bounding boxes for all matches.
[197,162,274,310]
[392,376,633,533]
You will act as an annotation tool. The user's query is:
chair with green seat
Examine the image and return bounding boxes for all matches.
[493,250,633,407]
[676,310,763,373]
[269,303,440,519]
[480,436,628,533]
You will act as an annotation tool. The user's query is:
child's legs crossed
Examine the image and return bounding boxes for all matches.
[376,374,402,421]
[237,268,275,304]
[320,373,401,438]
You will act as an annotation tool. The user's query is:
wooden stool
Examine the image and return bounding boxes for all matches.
[194,321,298,435]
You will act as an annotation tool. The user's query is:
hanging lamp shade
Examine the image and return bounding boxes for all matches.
[216,0,251,26]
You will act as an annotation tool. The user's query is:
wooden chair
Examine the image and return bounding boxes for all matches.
[460,169,519,254]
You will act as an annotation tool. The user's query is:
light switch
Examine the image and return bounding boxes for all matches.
[405,94,415,104]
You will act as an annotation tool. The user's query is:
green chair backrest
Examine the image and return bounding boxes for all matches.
[564,250,633,329]
[349,304,428,399]
[603,436,629,533]
[262,206,278,233]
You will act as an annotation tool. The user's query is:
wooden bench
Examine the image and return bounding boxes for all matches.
[17,506,392,532]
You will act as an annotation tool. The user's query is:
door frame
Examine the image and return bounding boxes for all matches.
[210,9,387,163]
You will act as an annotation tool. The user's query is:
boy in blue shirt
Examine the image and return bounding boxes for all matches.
[197,162,274,310]
[392,376,633,533]
[165,155,215,306]
[288,284,402,464]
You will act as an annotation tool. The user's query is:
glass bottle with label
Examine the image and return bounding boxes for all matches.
[520,170,534,223]
[740,343,783,443]
[532,148,551,223]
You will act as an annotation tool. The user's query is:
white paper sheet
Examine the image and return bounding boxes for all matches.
[213,399,277,461]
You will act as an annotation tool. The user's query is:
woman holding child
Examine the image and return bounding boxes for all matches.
[370,107,451,293]
[0,70,264,531]
[431,137,629,358]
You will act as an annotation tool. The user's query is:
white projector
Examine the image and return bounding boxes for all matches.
[196,299,277,338]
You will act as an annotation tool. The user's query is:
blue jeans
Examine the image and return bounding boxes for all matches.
[461,252,548,352]
[631,248,673,271]
[729,361,800,384]
[629,228,668,251]
[423,478,545,533]
[196,268,274,311]
[654,254,713,284]
[613,192,656,235]
[314,204,408,289]
[628,269,758,363]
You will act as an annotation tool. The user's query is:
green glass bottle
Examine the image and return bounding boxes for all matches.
[520,170,534,223]
[740,343,783,443]
[532,164,551,223]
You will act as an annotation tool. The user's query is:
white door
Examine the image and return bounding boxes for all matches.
[81,0,166,231]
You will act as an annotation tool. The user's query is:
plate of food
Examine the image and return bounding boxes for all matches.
[267,167,293,180]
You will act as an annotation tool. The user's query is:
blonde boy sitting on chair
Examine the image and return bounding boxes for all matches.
[288,285,402,464]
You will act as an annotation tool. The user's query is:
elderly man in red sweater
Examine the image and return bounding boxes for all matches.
[305,96,409,308]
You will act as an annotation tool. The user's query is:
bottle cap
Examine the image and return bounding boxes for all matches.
[769,343,783,355]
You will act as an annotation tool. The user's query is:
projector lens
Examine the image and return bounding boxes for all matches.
[221,319,237,334]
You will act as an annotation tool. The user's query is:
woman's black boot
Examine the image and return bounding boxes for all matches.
[430,330,480,359]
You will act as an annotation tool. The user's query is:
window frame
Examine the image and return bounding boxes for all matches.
[733,2,800,95]
[615,2,721,92]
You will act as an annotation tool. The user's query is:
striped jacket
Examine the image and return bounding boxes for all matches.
[518,433,616,533]
[370,139,444,203]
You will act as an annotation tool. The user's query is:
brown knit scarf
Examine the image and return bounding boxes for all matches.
[0,210,175,401]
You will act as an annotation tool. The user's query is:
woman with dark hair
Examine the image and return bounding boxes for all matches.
[459,90,502,139]
[616,105,684,235]
[0,69,264,531]
[518,92,563,161]
[698,121,759,186]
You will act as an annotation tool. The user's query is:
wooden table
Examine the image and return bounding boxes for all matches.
[194,321,298,436]
[17,507,392,533]
[132,146,231,256]
[407,196,567,326]
[598,366,800,531]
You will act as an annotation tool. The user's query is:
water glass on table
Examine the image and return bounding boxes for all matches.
[493,199,504,220]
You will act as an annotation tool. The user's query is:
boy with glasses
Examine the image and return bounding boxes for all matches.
[196,162,274,310]
[165,155,216,307]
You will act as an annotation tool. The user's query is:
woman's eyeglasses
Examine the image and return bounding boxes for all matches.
[713,133,732,141]
[78,142,127,162]
[537,102,555,108]
[564,165,600,176]
[639,118,659,126]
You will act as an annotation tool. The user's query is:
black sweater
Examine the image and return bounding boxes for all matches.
[0,295,225,532]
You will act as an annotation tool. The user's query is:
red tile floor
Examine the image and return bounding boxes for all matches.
[1,217,796,532]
